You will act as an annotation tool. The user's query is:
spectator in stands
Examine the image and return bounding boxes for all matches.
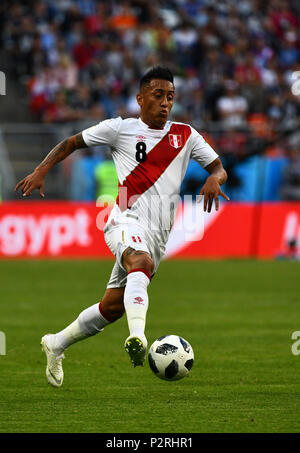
[268,0,299,42]
[69,149,101,201]
[54,54,79,90]
[217,80,248,129]
[42,89,81,123]
[3,0,299,135]
[72,32,102,69]
[84,2,106,35]
[94,151,119,202]
[217,127,247,188]
[109,2,138,31]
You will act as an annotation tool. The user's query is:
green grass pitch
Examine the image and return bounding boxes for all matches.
[0,259,300,433]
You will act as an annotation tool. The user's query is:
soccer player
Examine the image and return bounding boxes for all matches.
[15,67,229,387]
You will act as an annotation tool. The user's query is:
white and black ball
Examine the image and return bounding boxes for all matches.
[148,335,194,381]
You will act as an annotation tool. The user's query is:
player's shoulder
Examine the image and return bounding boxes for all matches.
[95,116,136,137]
[120,117,141,128]
[168,120,191,128]
[168,120,200,137]
[108,117,141,134]
[101,116,123,129]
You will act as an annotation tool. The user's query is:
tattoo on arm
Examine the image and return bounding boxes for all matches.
[75,133,88,149]
[38,133,88,171]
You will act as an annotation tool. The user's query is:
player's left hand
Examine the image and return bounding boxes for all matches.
[197,175,230,212]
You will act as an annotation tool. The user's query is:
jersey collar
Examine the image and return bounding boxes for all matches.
[138,117,170,133]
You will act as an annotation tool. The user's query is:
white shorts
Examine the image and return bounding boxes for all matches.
[104,209,165,288]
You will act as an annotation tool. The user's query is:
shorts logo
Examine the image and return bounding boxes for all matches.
[169,134,182,149]
[132,235,142,243]
[134,297,144,304]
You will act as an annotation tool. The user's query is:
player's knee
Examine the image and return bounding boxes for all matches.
[129,253,154,276]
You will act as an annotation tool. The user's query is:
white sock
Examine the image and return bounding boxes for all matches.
[124,271,150,339]
[51,303,110,355]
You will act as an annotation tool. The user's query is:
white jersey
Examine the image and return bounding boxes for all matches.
[82,117,218,246]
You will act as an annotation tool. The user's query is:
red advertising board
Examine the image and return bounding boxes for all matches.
[0,202,112,258]
[0,201,299,259]
[165,202,256,258]
[256,203,300,258]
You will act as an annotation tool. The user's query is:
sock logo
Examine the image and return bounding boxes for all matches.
[133,297,144,305]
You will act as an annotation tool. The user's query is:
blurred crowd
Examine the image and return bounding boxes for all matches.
[1,0,300,198]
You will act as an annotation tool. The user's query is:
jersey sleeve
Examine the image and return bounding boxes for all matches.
[81,117,122,148]
[190,127,218,168]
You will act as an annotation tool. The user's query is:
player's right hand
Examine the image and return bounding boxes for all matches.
[15,170,45,198]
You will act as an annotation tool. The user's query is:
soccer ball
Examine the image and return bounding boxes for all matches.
[148,335,194,381]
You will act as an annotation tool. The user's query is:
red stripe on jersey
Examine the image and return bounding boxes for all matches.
[116,123,191,211]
